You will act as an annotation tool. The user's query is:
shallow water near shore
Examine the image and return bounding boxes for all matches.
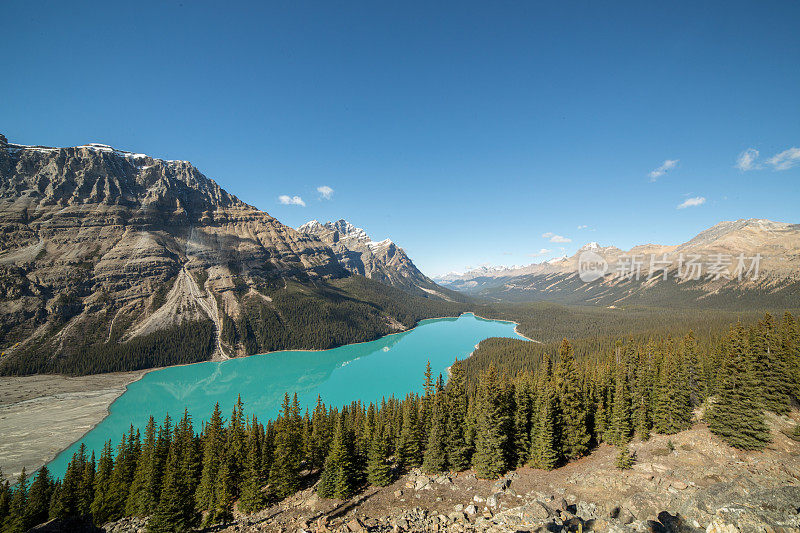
[47,312,525,478]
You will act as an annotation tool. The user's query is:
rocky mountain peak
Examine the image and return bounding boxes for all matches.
[297,218,447,298]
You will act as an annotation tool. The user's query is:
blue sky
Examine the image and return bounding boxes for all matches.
[2,1,798,276]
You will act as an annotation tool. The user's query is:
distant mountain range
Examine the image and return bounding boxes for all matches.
[0,134,461,375]
[297,219,451,299]
[435,218,800,306]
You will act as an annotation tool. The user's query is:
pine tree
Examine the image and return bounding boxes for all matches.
[239,424,266,513]
[512,375,534,468]
[0,468,9,528]
[52,453,80,519]
[269,394,302,499]
[126,416,158,517]
[422,391,448,474]
[652,346,692,434]
[682,331,706,404]
[529,383,560,470]
[615,445,635,470]
[107,431,133,520]
[706,323,771,450]
[226,395,247,495]
[473,365,510,479]
[195,403,225,511]
[308,396,330,470]
[24,465,52,529]
[779,312,800,401]
[366,424,393,487]
[555,339,590,459]
[632,347,652,441]
[610,361,632,445]
[445,359,471,471]
[317,416,357,499]
[148,443,196,533]
[397,396,422,469]
[91,440,115,525]
[5,468,28,533]
[750,314,791,414]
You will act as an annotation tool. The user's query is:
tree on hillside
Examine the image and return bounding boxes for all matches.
[554,339,590,459]
[610,359,633,445]
[126,416,158,517]
[422,390,448,474]
[366,424,393,487]
[269,394,303,499]
[473,365,510,479]
[25,465,52,528]
[317,416,357,499]
[750,313,791,414]
[529,383,560,470]
[445,359,471,471]
[148,443,196,533]
[652,345,692,435]
[706,323,771,450]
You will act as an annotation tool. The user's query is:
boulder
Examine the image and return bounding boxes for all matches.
[346,517,365,532]
[520,501,553,521]
[705,518,739,533]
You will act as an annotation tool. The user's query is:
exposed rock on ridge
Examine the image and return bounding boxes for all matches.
[298,218,453,300]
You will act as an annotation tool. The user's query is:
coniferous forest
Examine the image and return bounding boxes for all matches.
[0,312,798,532]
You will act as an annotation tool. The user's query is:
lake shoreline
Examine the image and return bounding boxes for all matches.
[0,371,148,480]
[0,312,529,480]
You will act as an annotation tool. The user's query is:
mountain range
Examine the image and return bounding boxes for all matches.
[0,134,462,375]
[435,219,800,306]
[1,133,797,376]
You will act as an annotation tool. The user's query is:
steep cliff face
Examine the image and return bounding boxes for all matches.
[297,219,455,300]
[0,135,360,372]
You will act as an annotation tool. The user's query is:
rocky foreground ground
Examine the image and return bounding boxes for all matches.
[44,411,800,533]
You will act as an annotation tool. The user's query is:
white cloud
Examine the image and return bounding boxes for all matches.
[542,232,572,243]
[766,147,800,171]
[648,159,679,181]
[577,225,588,230]
[735,148,760,171]
[317,185,334,200]
[677,196,706,209]
[528,248,552,257]
[278,195,306,206]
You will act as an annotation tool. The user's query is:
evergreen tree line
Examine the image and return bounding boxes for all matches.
[0,312,796,532]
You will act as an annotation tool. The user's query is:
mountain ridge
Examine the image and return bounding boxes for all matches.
[436,218,800,306]
[0,134,465,375]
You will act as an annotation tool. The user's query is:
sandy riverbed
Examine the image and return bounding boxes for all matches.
[0,371,145,480]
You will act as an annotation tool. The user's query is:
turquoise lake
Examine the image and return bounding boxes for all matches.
[47,313,525,478]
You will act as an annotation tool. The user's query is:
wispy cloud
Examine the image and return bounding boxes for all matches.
[577,224,588,230]
[648,159,679,181]
[677,196,706,209]
[735,148,760,171]
[542,232,571,243]
[278,195,306,206]
[767,147,800,171]
[317,185,334,200]
[528,248,552,257]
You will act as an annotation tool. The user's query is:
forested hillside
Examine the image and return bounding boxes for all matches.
[1,312,797,532]
[0,276,468,376]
